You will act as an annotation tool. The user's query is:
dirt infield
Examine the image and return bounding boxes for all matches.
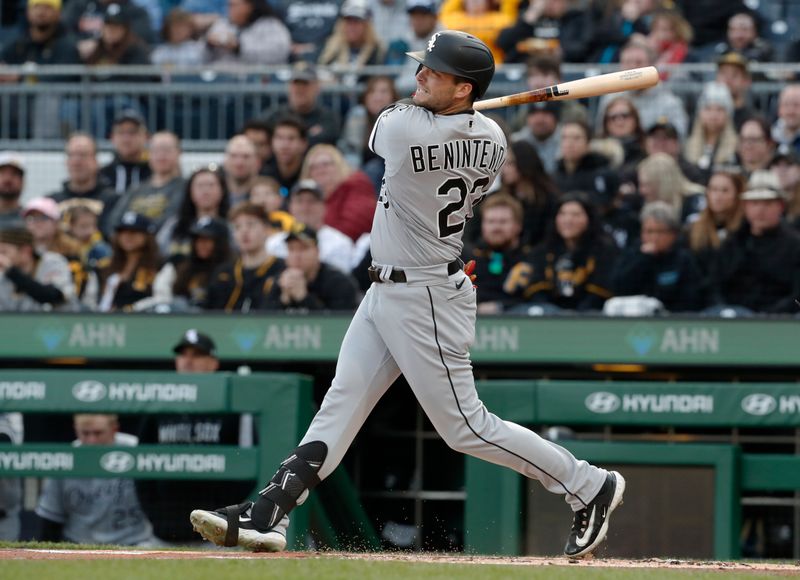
[1,548,799,574]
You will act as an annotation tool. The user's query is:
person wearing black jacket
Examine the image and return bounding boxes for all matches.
[710,176,800,314]
[263,224,358,311]
[204,202,284,312]
[100,109,151,194]
[522,192,618,312]
[612,201,705,312]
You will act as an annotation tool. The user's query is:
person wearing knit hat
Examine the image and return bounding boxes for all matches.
[683,81,739,178]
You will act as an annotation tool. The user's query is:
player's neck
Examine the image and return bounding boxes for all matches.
[436,98,474,116]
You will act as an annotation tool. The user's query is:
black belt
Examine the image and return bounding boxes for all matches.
[368,259,463,284]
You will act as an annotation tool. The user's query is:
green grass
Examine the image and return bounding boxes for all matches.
[0,559,791,579]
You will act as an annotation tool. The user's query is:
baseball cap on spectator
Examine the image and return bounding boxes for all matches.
[646,118,679,139]
[717,51,750,73]
[290,61,318,83]
[0,226,34,247]
[286,223,318,245]
[340,0,371,19]
[103,2,132,25]
[172,329,217,356]
[290,179,324,200]
[406,0,437,14]
[0,152,25,175]
[22,197,60,221]
[742,170,786,201]
[112,108,146,128]
[115,211,154,233]
[697,82,734,116]
[527,100,561,118]
[189,216,229,238]
[28,0,62,10]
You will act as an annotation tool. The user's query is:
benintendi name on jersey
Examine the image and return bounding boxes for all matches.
[409,138,506,174]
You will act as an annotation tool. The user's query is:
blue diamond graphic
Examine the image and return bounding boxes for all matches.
[232,328,261,352]
[37,326,67,351]
[625,324,657,356]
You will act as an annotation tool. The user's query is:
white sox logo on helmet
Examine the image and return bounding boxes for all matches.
[427,32,442,52]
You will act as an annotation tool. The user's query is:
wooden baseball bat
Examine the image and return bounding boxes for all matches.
[473,66,659,111]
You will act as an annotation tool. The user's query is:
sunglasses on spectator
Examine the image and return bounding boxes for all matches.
[607,112,633,122]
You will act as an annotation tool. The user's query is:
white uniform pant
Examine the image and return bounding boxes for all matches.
[300,274,606,511]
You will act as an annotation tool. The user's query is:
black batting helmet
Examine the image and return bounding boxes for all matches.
[406,30,495,98]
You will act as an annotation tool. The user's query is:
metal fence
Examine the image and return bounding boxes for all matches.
[0,62,797,150]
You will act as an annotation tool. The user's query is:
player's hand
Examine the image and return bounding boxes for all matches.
[464,259,477,288]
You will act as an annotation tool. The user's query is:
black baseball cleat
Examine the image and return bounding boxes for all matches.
[563,470,626,558]
[190,501,287,552]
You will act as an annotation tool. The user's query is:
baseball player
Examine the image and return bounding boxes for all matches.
[191,30,625,558]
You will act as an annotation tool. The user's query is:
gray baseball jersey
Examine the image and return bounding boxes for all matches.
[369,103,506,267]
[35,433,158,546]
[0,413,22,540]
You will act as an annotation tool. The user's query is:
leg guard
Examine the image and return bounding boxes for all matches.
[251,441,327,531]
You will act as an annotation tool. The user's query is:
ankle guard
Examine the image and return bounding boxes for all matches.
[251,441,327,531]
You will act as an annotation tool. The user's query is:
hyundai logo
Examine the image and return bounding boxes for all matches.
[72,380,107,402]
[741,394,777,416]
[585,392,621,414]
[100,451,135,474]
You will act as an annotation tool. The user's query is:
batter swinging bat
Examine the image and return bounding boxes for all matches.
[473,66,659,111]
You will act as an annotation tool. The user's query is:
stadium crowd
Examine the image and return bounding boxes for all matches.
[0,0,800,318]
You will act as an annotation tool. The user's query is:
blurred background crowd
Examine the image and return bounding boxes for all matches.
[0,0,799,318]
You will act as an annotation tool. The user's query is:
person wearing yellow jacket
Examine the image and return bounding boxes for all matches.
[439,0,519,63]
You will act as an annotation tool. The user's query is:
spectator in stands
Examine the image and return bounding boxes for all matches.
[674,0,748,54]
[204,0,290,65]
[715,52,755,131]
[48,133,118,235]
[338,75,398,191]
[771,85,800,157]
[249,176,295,232]
[152,217,231,309]
[0,226,76,312]
[135,330,253,543]
[150,8,205,66]
[645,8,692,75]
[264,62,341,148]
[712,11,773,63]
[318,0,386,68]
[520,192,618,313]
[462,194,533,314]
[466,140,557,248]
[36,413,159,545]
[106,131,184,248]
[263,224,359,311]
[267,179,353,273]
[709,171,800,314]
[553,120,618,212]
[511,53,587,128]
[612,200,705,312]
[683,82,739,179]
[261,115,309,198]
[64,204,112,273]
[162,165,230,259]
[0,153,24,229]
[300,144,376,242]
[736,117,775,177]
[278,0,341,63]
[637,152,706,223]
[83,2,152,66]
[643,119,705,185]
[600,96,646,168]
[686,169,745,293]
[511,100,562,174]
[101,109,151,194]
[97,211,161,311]
[178,0,225,35]
[497,0,590,64]
[204,202,284,312]
[439,0,516,64]
[596,40,689,140]
[386,0,443,95]
[587,0,658,64]
[770,151,800,230]
[371,0,411,53]
[240,119,273,174]
[64,0,154,50]
[223,135,261,206]
[0,412,23,540]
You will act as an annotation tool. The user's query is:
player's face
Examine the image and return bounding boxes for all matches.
[481,206,521,249]
[640,217,677,254]
[74,416,117,445]
[706,174,738,215]
[175,346,219,373]
[232,215,268,253]
[413,66,471,114]
[555,201,589,243]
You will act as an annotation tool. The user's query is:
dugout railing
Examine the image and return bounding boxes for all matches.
[0,370,380,550]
